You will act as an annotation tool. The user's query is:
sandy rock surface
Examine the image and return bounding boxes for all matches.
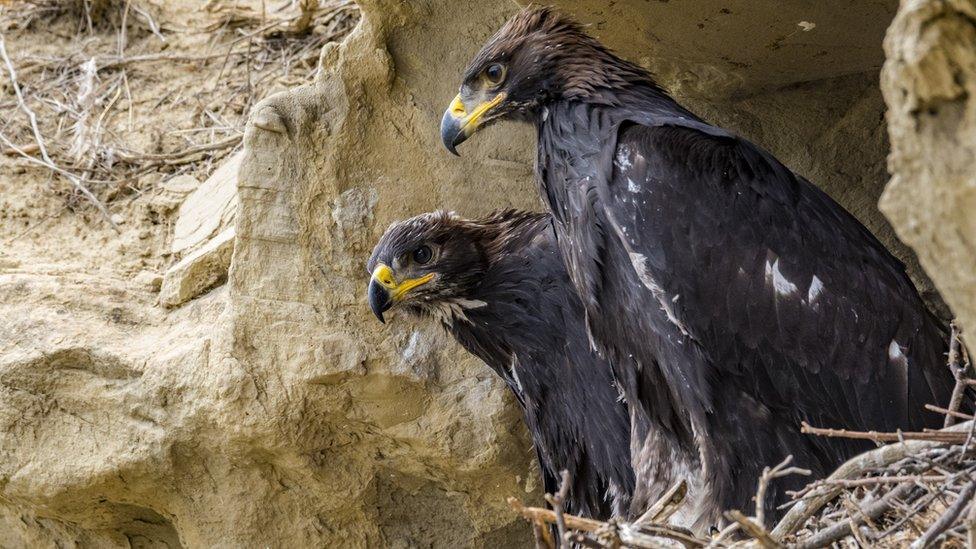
[2,0,971,546]
[881,0,976,334]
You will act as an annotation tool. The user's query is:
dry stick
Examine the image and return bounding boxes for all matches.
[725,510,783,549]
[945,322,968,428]
[964,415,976,454]
[705,522,740,549]
[544,470,571,549]
[115,134,242,163]
[871,482,947,541]
[566,532,603,548]
[812,474,948,488]
[634,480,687,526]
[98,50,251,70]
[771,420,975,541]
[967,485,976,549]
[132,4,164,41]
[755,455,811,528]
[794,482,917,549]
[910,477,976,549]
[508,498,703,548]
[800,422,969,444]
[118,0,132,57]
[0,33,117,231]
[926,404,974,422]
[2,142,38,156]
[532,519,553,549]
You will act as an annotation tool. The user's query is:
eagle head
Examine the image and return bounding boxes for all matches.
[366,211,489,323]
[440,6,638,154]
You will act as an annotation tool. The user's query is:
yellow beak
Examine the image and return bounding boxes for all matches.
[440,92,507,155]
[367,263,435,323]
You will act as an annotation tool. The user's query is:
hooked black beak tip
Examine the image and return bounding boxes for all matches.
[368,279,392,324]
[440,108,465,156]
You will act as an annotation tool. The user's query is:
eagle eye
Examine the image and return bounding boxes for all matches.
[412,245,433,265]
[484,63,506,85]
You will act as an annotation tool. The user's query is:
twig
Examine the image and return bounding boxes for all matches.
[634,480,687,526]
[967,483,976,549]
[725,510,783,549]
[566,532,603,548]
[800,422,969,443]
[810,474,948,488]
[532,518,554,549]
[945,322,968,427]
[507,497,706,548]
[925,404,974,422]
[544,470,571,549]
[705,522,739,549]
[2,142,38,156]
[115,134,241,163]
[0,33,117,231]
[910,476,976,549]
[871,482,947,541]
[754,455,811,528]
[772,420,974,540]
[97,49,254,70]
[794,482,916,549]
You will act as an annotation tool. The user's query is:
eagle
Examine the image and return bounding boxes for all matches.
[366,209,635,520]
[439,7,958,528]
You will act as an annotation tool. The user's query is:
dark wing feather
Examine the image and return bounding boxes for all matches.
[450,218,634,520]
[600,120,952,438]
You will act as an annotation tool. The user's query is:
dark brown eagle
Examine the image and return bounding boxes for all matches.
[366,209,635,520]
[440,6,959,529]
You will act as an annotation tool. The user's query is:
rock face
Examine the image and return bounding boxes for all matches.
[880,0,976,333]
[1,0,972,547]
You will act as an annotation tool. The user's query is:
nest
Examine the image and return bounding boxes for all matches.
[512,326,976,548]
[0,0,358,230]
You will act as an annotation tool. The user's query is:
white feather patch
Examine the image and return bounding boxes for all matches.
[807,275,825,303]
[764,258,798,296]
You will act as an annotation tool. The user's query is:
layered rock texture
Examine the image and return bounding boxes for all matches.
[881,0,976,333]
[2,0,974,546]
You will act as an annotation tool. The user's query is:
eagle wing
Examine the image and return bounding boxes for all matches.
[595,121,951,435]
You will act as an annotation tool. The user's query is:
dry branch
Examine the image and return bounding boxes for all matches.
[793,482,915,549]
[725,510,783,549]
[771,420,975,541]
[925,403,974,422]
[543,470,572,548]
[507,497,706,548]
[800,422,970,443]
[944,322,969,428]
[909,476,976,549]
[754,455,810,528]
[634,480,687,527]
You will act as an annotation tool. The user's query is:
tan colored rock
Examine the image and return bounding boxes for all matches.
[171,152,241,255]
[148,174,201,215]
[880,0,976,332]
[134,269,164,292]
[159,227,235,307]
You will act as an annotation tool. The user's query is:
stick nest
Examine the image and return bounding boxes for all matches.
[513,325,976,548]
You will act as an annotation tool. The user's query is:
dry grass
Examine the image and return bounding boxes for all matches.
[0,0,358,226]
